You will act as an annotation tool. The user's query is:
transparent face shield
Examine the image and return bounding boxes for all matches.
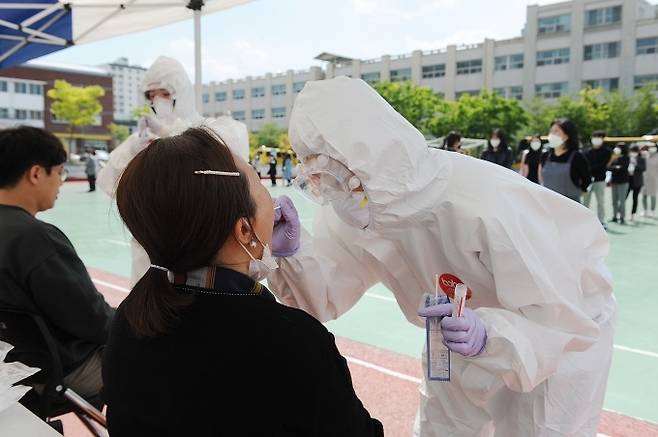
[293,155,361,205]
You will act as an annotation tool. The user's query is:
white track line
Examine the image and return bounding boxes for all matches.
[343,355,422,384]
[101,239,130,247]
[91,276,658,360]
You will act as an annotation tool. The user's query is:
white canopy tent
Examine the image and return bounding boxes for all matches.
[0,0,254,109]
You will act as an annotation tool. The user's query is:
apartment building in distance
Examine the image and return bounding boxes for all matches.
[203,0,658,131]
[98,57,147,128]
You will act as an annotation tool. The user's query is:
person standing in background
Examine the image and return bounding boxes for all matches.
[519,134,543,184]
[608,143,630,224]
[642,143,658,218]
[539,118,591,203]
[442,131,462,153]
[626,144,646,223]
[268,152,278,187]
[84,148,98,192]
[282,151,294,187]
[584,131,611,228]
[480,128,513,169]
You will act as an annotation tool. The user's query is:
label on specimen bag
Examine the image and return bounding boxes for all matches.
[424,293,451,381]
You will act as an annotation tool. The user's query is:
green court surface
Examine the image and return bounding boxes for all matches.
[40,180,658,424]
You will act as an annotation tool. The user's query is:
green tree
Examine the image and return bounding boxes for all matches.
[47,80,105,154]
[631,85,658,135]
[254,122,286,149]
[547,87,610,140]
[429,91,528,141]
[523,97,552,135]
[373,81,443,133]
[108,123,130,149]
[602,91,633,136]
[132,104,151,119]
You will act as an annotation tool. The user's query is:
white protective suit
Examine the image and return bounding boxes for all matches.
[98,56,249,285]
[267,77,616,437]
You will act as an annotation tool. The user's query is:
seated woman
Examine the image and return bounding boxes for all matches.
[102,127,383,437]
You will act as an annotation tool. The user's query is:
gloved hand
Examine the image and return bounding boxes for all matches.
[141,114,170,137]
[271,195,301,257]
[418,303,487,357]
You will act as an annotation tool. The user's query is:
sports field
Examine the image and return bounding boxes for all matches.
[40,180,658,436]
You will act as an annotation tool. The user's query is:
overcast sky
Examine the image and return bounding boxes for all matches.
[40,0,656,82]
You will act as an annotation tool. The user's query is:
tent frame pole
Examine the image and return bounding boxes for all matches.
[194,9,202,113]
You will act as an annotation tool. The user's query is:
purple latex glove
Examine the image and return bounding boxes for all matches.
[271,195,301,257]
[418,303,487,357]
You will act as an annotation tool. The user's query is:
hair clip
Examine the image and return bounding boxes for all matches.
[194,170,240,177]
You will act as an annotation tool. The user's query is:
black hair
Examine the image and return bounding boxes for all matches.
[443,131,461,151]
[0,126,67,188]
[592,130,606,138]
[630,144,640,153]
[616,142,629,156]
[487,128,508,151]
[551,118,580,151]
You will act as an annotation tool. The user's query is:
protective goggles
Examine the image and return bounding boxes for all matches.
[293,155,362,205]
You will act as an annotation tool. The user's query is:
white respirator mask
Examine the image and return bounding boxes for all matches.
[547,133,564,148]
[490,138,501,149]
[591,138,604,148]
[151,96,175,120]
[530,141,542,151]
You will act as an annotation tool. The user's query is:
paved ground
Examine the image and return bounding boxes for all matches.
[40,180,658,436]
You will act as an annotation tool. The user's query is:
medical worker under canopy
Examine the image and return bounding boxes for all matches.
[267,76,616,437]
[97,56,249,285]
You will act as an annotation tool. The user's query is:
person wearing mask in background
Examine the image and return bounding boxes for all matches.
[539,118,591,203]
[97,56,249,286]
[480,128,513,169]
[584,131,612,228]
[84,148,98,192]
[519,134,543,184]
[607,143,630,224]
[268,152,278,187]
[642,143,658,218]
[102,127,383,437]
[442,131,462,153]
[282,151,294,187]
[626,144,646,223]
[268,77,615,437]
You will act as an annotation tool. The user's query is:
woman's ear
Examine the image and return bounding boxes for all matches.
[234,218,253,246]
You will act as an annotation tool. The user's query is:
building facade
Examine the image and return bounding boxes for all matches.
[0,61,114,154]
[203,0,658,131]
[98,57,147,127]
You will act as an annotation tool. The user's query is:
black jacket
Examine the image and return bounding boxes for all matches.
[102,267,384,437]
[629,155,647,188]
[0,205,114,379]
[585,147,612,182]
[480,147,513,169]
[608,156,630,184]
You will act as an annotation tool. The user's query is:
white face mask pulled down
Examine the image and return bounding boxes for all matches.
[151,96,175,120]
[238,224,278,282]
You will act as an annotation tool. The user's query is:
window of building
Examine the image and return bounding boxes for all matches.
[0,81,6,92]
[390,68,412,82]
[584,41,620,60]
[233,89,245,100]
[232,110,246,121]
[293,81,305,93]
[536,48,570,66]
[535,82,568,98]
[15,109,28,119]
[202,93,209,103]
[29,110,43,120]
[538,14,571,34]
[494,86,524,100]
[586,5,622,28]
[272,84,286,96]
[14,82,27,94]
[583,78,619,91]
[634,74,658,89]
[252,109,265,120]
[422,64,445,78]
[272,107,286,118]
[361,72,381,85]
[456,59,482,75]
[494,54,524,71]
[29,84,42,95]
[636,37,658,55]
[0,108,8,118]
[215,91,227,102]
[252,86,265,98]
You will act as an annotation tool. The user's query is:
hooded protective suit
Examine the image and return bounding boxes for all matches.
[98,56,249,285]
[267,77,616,436]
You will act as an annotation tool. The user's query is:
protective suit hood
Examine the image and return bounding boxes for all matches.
[142,56,198,122]
[288,77,450,230]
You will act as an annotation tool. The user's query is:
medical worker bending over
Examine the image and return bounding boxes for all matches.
[98,56,249,285]
[268,77,616,437]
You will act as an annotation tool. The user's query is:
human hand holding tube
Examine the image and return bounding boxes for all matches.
[418,303,487,357]
[271,196,301,257]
